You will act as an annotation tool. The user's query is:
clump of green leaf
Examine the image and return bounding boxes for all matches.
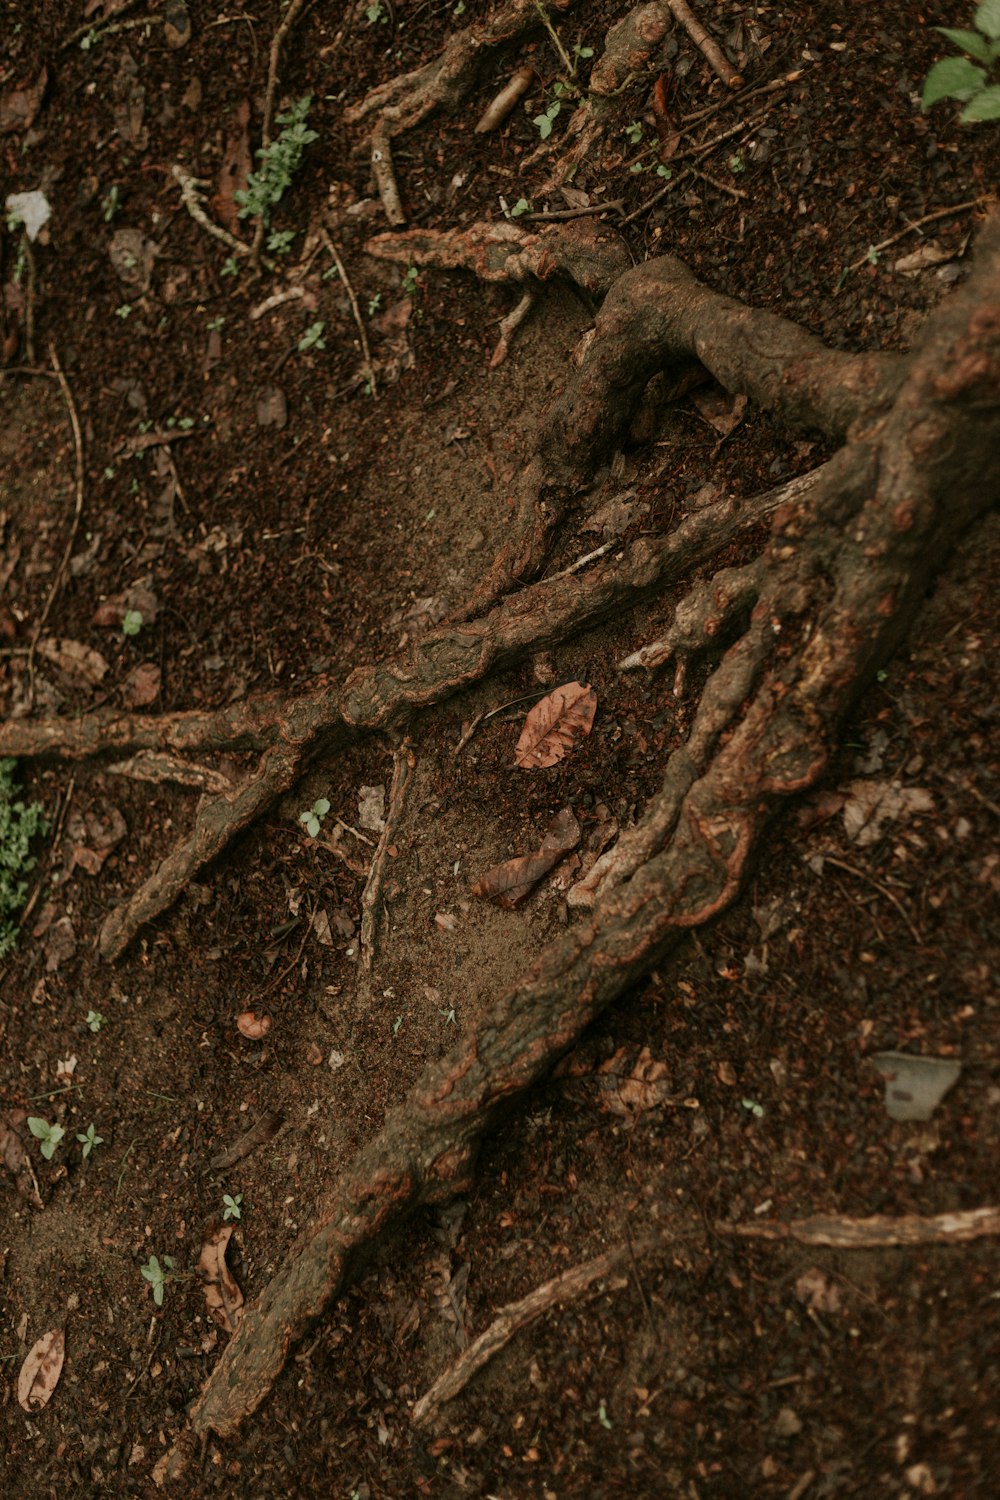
[922,1,1000,122]
[533,99,561,139]
[0,758,48,958]
[77,1123,104,1159]
[27,1117,65,1160]
[299,797,330,838]
[140,1253,176,1307]
[236,96,319,224]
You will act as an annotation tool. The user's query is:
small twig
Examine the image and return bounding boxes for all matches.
[115,428,200,457]
[523,199,625,222]
[25,345,85,711]
[667,0,743,90]
[259,901,316,996]
[320,231,377,397]
[59,0,142,50]
[249,285,307,322]
[249,0,312,271]
[452,710,486,761]
[816,852,923,946]
[689,166,748,201]
[359,739,415,976]
[22,236,37,366]
[678,69,807,129]
[534,0,574,78]
[370,117,406,227]
[719,1207,1000,1248]
[844,196,992,276]
[545,538,617,582]
[412,1233,663,1425]
[170,165,275,272]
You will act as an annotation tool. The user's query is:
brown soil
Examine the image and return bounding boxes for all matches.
[1,3,997,1496]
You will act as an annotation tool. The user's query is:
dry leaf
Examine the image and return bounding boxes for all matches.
[44,915,76,974]
[17,1329,65,1412]
[692,387,748,439]
[213,98,251,235]
[109,227,157,293]
[841,779,934,847]
[597,1045,675,1117]
[163,0,192,50]
[236,1011,270,1040]
[472,807,581,909]
[893,241,954,275]
[1,1112,44,1208]
[0,66,47,136]
[313,909,333,947]
[515,683,597,770]
[66,801,127,875]
[37,637,109,685]
[198,1224,244,1334]
[93,580,159,628]
[255,385,287,429]
[795,1267,841,1314]
[122,661,161,708]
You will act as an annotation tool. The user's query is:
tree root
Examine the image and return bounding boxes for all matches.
[150,212,1000,1454]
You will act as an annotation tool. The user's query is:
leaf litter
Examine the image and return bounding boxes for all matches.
[514,682,597,770]
[472,807,581,909]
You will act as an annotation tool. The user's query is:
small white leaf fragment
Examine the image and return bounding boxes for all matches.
[5,189,51,241]
[358,784,386,831]
[17,1328,65,1412]
[841,779,933,847]
[871,1052,962,1123]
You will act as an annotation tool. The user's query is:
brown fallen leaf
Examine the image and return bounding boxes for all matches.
[65,801,127,876]
[692,387,748,439]
[236,1011,270,1041]
[514,683,597,770]
[213,98,251,236]
[17,1328,65,1412]
[841,779,934,847]
[1,1112,44,1208]
[163,0,192,50]
[0,66,48,136]
[92,581,159,629]
[37,637,109,685]
[44,915,77,974]
[256,385,288,429]
[199,1224,245,1334]
[122,661,161,708]
[472,807,581,909]
[597,1045,676,1118]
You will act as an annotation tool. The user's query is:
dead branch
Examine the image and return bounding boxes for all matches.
[667,0,743,90]
[321,231,377,395]
[412,1233,663,1425]
[718,1207,1000,1249]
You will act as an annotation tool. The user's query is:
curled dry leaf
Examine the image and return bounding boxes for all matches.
[17,1328,65,1412]
[236,1011,270,1041]
[37,637,109,685]
[472,807,581,909]
[597,1045,677,1118]
[514,682,597,770]
[199,1224,245,1334]
[122,661,161,708]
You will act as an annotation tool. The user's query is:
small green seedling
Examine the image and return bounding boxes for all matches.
[122,609,144,637]
[267,228,296,254]
[299,798,330,838]
[220,255,241,277]
[102,186,121,222]
[573,41,594,63]
[27,1117,66,1161]
[0,759,48,958]
[597,1400,613,1430]
[533,99,561,139]
[741,1097,764,1118]
[140,1253,175,1308]
[116,304,132,319]
[86,1008,106,1032]
[439,1005,457,1026]
[510,198,532,218]
[206,315,225,332]
[235,96,319,225]
[367,293,382,317]
[77,1124,104,1159]
[401,266,420,296]
[729,152,746,174]
[625,120,643,145]
[222,1192,243,1221]
[923,1,1000,122]
[656,165,673,179]
[365,1,388,22]
[298,320,326,352]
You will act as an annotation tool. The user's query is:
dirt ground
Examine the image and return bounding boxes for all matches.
[1,2,998,1496]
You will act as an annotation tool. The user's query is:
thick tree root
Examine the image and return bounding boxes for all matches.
[156,216,1000,1454]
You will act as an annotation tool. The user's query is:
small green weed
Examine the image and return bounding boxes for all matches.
[222,1192,243,1221]
[220,255,241,277]
[401,266,420,296]
[299,797,330,838]
[140,1253,176,1307]
[77,1124,104,1159]
[624,120,643,145]
[923,1,1000,121]
[298,320,326,352]
[267,228,296,255]
[27,1117,66,1161]
[533,99,561,139]
[0,758,48,958]
[86,1009,106,1032]
[365,1,388,23]
[367,293,382,316]
[236,96,319,225]
[122,609,144,637]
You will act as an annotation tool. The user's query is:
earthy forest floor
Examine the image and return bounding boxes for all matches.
[1,2,998,1496]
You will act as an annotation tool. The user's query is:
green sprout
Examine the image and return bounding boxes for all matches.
[401,266,420,296]
[267,228,296,254]
[299,798,330,838]
[222,1192,243,1221]
[235,96,319,225]
[220,255,241,277]
[0,758,48,958]
[122,609,144,637]
[86,1009,106,1032]
[510,198,532,218]
[140,1253,176,1308]
[77,1124,105,1159]
[298,320,326,352]
[532,100,561,139]
[741,1098,764,1119]
[625,120,643,145]
[366,293,382,317]
[27,1117,66,1161]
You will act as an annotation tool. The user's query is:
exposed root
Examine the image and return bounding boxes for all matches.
[617,553,767,684]
[719,1207,1000,1249]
